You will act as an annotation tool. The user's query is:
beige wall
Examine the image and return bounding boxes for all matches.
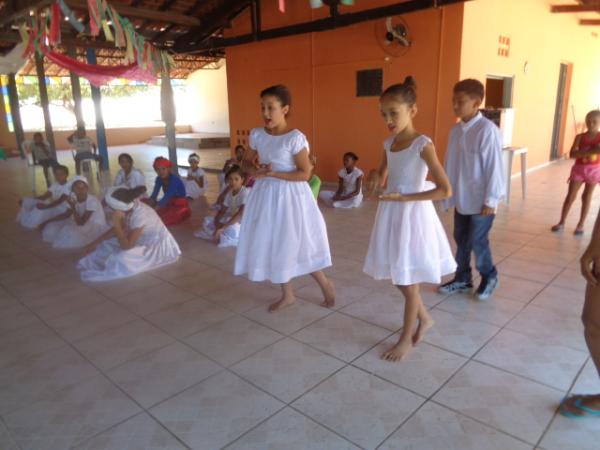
[186,64,230,134]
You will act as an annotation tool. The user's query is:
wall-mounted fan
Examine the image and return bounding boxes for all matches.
[375,16,411,57]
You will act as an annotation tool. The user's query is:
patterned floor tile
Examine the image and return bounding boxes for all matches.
[435,293,524,327]
[434,361,561,444]
[353,338,466,397]
[145,298,234,338]
[74,413,187,450]
[151,371,283,449]
[293,312,390,362]
[226,408,360,450]
[243,298,332,335]
[379,402,531,450]
[231,338,345,402]
[475,328,587,390]
[4,375,141,450]
[292,366,423,450]
[185,315,283,366]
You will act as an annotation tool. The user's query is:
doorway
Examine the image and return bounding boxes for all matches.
[550,63,572,160]
[485,75,514,108]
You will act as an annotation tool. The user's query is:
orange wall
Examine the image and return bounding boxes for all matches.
[460,0,600,172]
[226,0,464,181]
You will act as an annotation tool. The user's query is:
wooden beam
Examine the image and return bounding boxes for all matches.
[160,69,178,169]
[66,0,202,27]
[67,47,85,133]
[551,4,600,13]
[580,18,600,25]
[34,52,57,158]
[85,48,108,171]
[6,74,26,159]
[0,0,53,28]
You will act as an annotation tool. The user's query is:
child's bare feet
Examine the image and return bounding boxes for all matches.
[381,338,412,362]
[268,295,296,312]
[551,223,564,232]
[321,280,336,308]
[575,225,584,235]
[412,315,434,345]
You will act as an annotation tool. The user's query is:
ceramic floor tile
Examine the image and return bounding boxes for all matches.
[379,402,531,450]
[25,286,107,321]
[74,413,187,450]
[570,359,600,396]
[339,290,406,331]
[0,421,19,450]
[422,310,500,357]
[353,337,466,397]
[231,338,345,403]
[435,293,525,327]
[295,277,373,310]
[292,365,423,450]
[0,303,41,334]
[169,267,244,297]
[434,361,561,444]
[529,284,584,318]
[108,342,221,408]
[4,375,141,450]
[73,319,175,371]
[293,312,390,362]
[200,282,280,313]
[149,258,212,282]
[493,274,546,303]
[87,273,164,300]
[0,323,66,369]
[185,315,283,366]
[145,294,234,337]
[551,268,587,292]
[151,371,283,449]
[475,328,587,390]
[0,345,99,416]
[497,258,563,284]
[243,298,332,335]
[225,407,360,450]
[112,283,198,316]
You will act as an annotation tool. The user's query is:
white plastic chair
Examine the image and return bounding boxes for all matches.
[23,140,51,194]
[71,148,101,182]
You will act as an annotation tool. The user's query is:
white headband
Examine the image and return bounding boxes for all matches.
[188,154,200,162]
[70,175,88,188]
[105,187,135,211]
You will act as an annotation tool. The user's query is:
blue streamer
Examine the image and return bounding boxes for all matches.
[58,0,85,33]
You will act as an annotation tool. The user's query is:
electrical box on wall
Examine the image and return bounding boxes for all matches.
[481,108,515,148]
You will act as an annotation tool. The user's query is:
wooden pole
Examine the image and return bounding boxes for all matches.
[67,48,85,132]
[160,68,178,169]
[85,48,108,171]
[34,52,57,158]
[6,74,26,158]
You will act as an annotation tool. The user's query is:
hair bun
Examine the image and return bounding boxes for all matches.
[403,76,417,90]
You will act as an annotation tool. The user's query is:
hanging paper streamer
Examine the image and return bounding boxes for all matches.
[58,0,84,33]
[49,3,62,46]
[87,0,101,36]
[279,0,285,13]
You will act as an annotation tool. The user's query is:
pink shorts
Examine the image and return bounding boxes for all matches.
[569,164,600,184]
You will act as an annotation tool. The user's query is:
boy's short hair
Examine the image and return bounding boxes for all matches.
[343,152,359,162]
[453,79,485,100]
[53,164,69,175]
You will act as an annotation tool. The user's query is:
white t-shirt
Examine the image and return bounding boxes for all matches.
[49,182,71,200]
[223,186,249,216]
[187,167,206,181]
[114,168,146,189]
[72,136,94,155]
[338,167,364,196]
[74,194,106,225]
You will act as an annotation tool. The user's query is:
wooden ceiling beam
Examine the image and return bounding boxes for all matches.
[0,0,53,27]
[551,4,600,13]
[580,18,600,25]
[65,0,201,27]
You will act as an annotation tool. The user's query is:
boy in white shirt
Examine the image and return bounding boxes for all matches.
[439,79,505,300]
[68,128,102,175]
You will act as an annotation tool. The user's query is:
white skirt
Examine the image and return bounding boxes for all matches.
[319,191,363,208]
[184,179,206,199]
[77,232,181,282]
[17,198,69,229]
[363,199,456,285]
[234,177,332,283]
[44,220,111,249]
[194,216,240,248]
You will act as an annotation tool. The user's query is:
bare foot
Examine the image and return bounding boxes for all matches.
[320,280,336,308]
[381,339,412,362]
[268,295,296,312]
[551,223,564,232]
[412,316,434,345]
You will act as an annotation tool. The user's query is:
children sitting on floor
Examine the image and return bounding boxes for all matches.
[195,165,248,247]
[68,128,102,175]
[319,152,363,208]
[113,153,146,190]
[218,145,245,192]
[147,157,191,226]
[78,186,181,281]
[183,153,206,199]
[30,132,58,187]
[17,164,71,229]
[40,176,110,249]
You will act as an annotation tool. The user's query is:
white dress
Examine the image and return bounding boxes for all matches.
[195,186,249,247]
[43,195,110,249]
[183,168,206,199]
[17,181,72,229]
[363,135,456,285]
[234,128,332,283]
[319,167,364,208]
[113,168,146,189]
[77,201,181,281]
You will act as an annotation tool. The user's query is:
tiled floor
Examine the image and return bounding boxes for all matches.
[0,146,599,449]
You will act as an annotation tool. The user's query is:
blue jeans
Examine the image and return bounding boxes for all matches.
[453,210,497,283]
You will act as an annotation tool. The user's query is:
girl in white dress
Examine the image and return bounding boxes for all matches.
[363,77,456,362]
[113,153,146,190]
[195,165,248,247]
[78,186,181,281]
[235,84,335,311]
[319,152,364,208]
[41,176,110,249]
[17,165,71,229]
[183,153,206,199]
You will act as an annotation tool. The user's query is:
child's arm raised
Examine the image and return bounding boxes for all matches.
[379,143,451,202]
[262,148,312,182]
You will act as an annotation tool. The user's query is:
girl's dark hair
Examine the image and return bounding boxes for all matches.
[118,153,133,164]
[112,186,146,203]
[260,84,292,108]
[53,164,69,175]
[343,152,359,161]
[380,76,417,106]
[225,164,244,180]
